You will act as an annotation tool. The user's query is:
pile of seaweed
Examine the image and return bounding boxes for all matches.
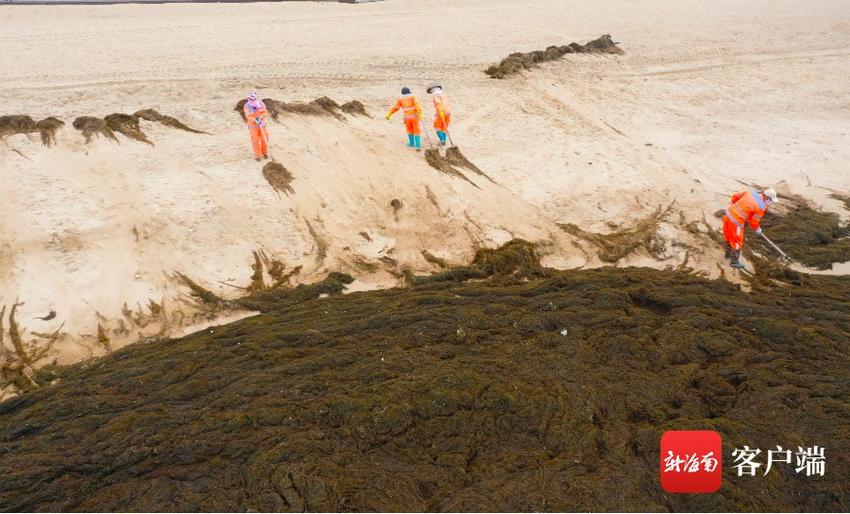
[485,34,624,79]
[423,145,495,187]
[74,111,205,145]
[104,113,153,145]
[72,116,118,144]
[235,97,367,122]
[1,240,848,511]
[0,115,65,147]
[340,100,370,117]
[749,194,850,269]
[261,161,295,196]
[424,147,478,186]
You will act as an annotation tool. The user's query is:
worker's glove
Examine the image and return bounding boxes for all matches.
[755,227,763,235]
[385,113,392,121]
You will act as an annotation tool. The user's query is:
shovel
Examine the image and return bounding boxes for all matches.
[419,118,434,150]
[254,116,273,162]
[760,232,793,263]
[440,113,455,148]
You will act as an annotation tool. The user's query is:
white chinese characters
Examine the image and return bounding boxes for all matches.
[732,446,825,477]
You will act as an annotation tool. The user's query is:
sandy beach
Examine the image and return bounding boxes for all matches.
[2,0,850,373]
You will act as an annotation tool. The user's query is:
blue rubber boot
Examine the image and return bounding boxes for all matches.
[414,135,421,149]
[407,134,415,147]
[437,131,447,145]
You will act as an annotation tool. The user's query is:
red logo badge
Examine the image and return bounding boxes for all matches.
[660,430,722,493]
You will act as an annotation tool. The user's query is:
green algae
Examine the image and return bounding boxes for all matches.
[0,241,848,511]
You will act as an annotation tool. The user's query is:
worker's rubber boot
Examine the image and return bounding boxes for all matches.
[437,131,447,145]
[730,250,745,269]
[414,135,422,150]
[407,134,415,147]
[724,244,732,258]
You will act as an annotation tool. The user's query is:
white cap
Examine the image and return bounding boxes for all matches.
[763,188,778,203]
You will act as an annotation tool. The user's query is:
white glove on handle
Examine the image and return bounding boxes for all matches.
[755,227,763,235]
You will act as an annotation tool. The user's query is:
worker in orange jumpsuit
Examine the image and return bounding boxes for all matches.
[244,92,269,161]
[426,82,451,146]
[723,188,778,268]
[385,86,423,150]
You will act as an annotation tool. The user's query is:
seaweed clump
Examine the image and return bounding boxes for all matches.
[559,205,670,262]
[341,100,370,117]
[235,271,353,313]
[485,34,623,78]
[247,250,300,292]
[236,97,361,122]
[35,117,64,147]
[0,240,848,511]
[830,193,850,213]
[261,162,295,196]
[104,113,153,145]
[72,116,118,144]
[0,115,37,138]
[750,195,850,269]
[0,302,62,397]
[413,239,547,285]
[444,145,496,183]
[424,148,477,187]
[71,110,203,145]
[271,96,343,120]
[0,115,64,147]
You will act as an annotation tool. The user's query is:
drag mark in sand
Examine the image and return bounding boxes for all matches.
[133,109,207,134]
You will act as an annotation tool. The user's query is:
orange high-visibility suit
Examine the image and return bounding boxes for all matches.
[723,190,767,250]
[387,95,422,135]
[432,92,451,132]
[244,99,269,159]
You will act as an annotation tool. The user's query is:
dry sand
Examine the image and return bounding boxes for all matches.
[1,0,849,377]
